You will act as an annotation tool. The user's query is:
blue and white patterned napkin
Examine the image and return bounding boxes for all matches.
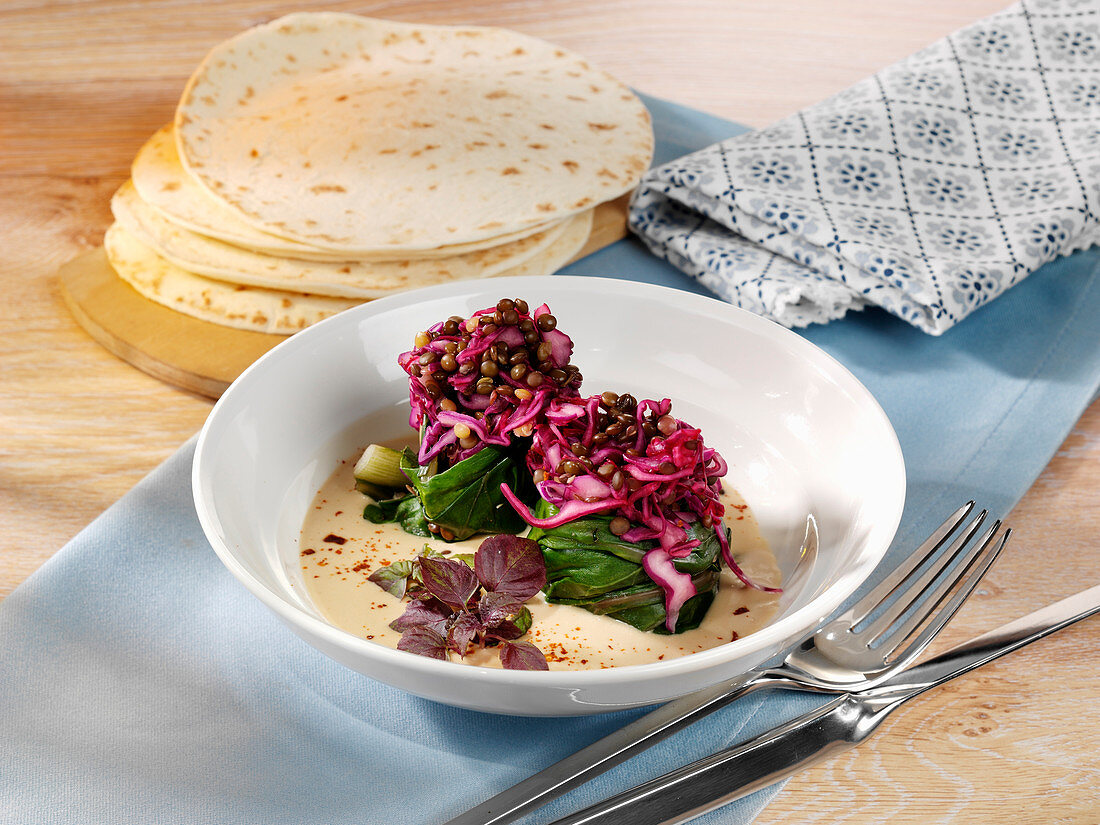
[629,0,1100,334]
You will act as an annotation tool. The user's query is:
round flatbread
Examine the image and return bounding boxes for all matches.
[131,126,562,261]
[114,180,582,295]
[112,180,592,298]
[103,210,593,334]
[175,12,652,253]
[104,223,360,334]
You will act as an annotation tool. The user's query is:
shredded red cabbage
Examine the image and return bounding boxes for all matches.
[398,299,583,466]
[500,392,778,631]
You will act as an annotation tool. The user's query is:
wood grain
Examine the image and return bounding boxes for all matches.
[1,2,1096,822]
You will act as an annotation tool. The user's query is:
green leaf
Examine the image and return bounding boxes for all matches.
[363,491,432,538]
[400,445,534,540]
[532,500,728,634]
[541,547,649,599]
[366,559,415,598]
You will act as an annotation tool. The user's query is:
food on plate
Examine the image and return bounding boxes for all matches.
[361,299,583,541]
[175,12,653,253]
[505,393,778,634]
[299,299,782,670]
[369,535,550,670]
[96,13,654,334]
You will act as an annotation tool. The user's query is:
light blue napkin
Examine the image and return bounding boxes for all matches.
[630,0,1100,334]
[2,96,1099,825]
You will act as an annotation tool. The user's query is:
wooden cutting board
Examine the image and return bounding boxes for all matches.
[59,196,629,399]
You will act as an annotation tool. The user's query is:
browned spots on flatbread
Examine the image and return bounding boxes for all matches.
[589,85,602,94]
[339,266,351,274]
[398,261,411,269]
[335,94,348,101]
[310,184,347,194]
[286,54,297,63]
[250,148,259,158]
[161,181,180,191]
[573,197,593,208]
[485,90,511,100]
[201,95,215,105]
[411,121,434,128]
[597,167,619,179]
[512,47,526,56]
[379,148,398,154]
[252,312,268,324]
[540,123,556,130]
[562,160,579,173]
[554,49,566,57]
[463,50,480,58]
[281,299,292,308]
[528,143,547,150]
[382,32,400,46]
[537,203,555,212]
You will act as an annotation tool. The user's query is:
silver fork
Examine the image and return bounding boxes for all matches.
[444,502,1009,825]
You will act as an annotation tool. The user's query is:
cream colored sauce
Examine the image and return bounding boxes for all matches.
[299,450,781,670]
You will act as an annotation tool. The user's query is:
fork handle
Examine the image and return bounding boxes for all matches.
[440,672,773,825]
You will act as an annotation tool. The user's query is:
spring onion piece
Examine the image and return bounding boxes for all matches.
[353,444,408,489]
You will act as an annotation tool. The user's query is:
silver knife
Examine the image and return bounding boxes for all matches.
[546,583,1100,825]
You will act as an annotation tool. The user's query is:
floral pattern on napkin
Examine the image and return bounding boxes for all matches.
[629,0,1100,333]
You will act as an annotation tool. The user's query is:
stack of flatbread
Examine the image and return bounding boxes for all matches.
[105,12,654,334]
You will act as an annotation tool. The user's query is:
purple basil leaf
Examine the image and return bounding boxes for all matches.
[449,612,484,656]
[367,560,415,599]
[420,555,479,611]
[389,597,451,633]
[478,590,525,626]
[498,640,549,671]
[397,625,448,660]
[474,535,546,600]
[493,606,533,641]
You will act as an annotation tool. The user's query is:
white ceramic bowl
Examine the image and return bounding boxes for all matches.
[193,276,905,716]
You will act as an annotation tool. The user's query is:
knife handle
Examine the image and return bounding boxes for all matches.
[441,673,770,825]
[547,692,904,825]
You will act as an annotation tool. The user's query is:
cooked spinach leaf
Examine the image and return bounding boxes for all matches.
[530,499,725,634]
[398,445,534,541]
[363,491,431,537]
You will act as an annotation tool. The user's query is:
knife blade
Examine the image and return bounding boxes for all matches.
[545,583,1100,825]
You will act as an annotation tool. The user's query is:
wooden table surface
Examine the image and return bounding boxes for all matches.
[3,1,1097,822]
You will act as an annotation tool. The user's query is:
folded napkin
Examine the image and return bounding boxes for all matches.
[629,0,1100,334]
[3,99,1100,825]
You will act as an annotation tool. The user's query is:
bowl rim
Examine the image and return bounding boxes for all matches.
[193,274,906,689]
